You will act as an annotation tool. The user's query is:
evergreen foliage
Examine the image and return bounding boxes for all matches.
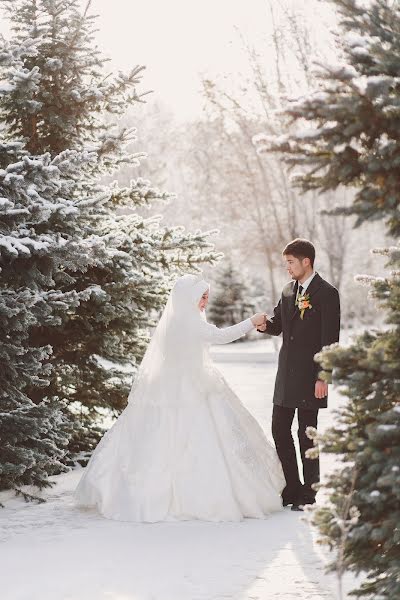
[207,263,255,333]
[256,0,400,238]
[313,246,400,599]
[0,142,105,493]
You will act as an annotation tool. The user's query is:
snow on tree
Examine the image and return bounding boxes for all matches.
[255,0,400,239]
[0,140,109,496]
[313,245,400,600]
[0,0,220,474]
[255,1,400,597]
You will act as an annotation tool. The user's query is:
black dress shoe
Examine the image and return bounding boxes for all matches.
[283,498,294,507]
[291,496,316,511]
[282,496,299,507]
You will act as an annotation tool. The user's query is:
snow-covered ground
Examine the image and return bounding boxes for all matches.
[0,342,357,600]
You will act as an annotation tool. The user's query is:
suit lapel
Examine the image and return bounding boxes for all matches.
[305,272,323,298]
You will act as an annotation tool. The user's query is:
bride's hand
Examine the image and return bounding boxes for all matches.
[251,313,267,327]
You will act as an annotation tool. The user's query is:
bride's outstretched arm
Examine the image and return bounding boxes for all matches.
[199,316,258,345]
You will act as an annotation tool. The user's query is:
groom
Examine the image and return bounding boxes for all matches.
[258,238,340,511]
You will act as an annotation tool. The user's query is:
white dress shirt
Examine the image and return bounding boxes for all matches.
[296,271,317,300]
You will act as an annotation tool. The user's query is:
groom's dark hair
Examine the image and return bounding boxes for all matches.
[283,238,315,267]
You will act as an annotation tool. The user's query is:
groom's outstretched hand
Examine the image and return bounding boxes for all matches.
[257,315,269,332]
[251,313,267,327]
[315,379,328,399]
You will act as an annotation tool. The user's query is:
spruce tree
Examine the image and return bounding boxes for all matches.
[207,263,255,332]
[0,0,219,467]
[314,250,400,599]
[0,139,106,495]
[256,1,400,597]
[256,0,400,238]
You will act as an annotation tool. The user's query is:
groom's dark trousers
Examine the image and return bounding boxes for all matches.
[272,405,319,502]
[262,273,341,503]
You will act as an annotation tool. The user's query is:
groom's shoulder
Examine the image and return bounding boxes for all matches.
[282,280,295,297]
[318,274,339,297]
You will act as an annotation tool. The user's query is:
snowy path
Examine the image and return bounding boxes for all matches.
[0,346,352,600]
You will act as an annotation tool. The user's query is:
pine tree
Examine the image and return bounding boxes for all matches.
[255,1,400,597]
[255,0,400,238]
[0,139,107,495]
[0,0,121,155]
[314,250,400,599]
[0,0,219,468]
[207,263,255,333]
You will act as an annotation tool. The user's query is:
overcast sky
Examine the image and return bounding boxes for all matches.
[92,0,273,117]
[0,0,337,120]
[92,0,337,119]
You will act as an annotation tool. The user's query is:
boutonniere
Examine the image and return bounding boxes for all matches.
[295,293,312,319]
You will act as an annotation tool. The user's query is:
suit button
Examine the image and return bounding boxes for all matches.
[290,335,294,341]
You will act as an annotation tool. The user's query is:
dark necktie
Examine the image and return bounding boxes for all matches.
[298,285,304,297]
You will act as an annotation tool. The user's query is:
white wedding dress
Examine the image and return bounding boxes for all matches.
[74,275,285,522]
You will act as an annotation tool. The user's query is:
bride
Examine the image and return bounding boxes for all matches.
[74,274,285,522]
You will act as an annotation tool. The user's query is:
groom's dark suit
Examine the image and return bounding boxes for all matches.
[263,273,340,504]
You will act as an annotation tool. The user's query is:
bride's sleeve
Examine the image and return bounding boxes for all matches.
[199,318,254,344]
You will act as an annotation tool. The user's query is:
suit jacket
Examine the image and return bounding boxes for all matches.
[265,273,340,410]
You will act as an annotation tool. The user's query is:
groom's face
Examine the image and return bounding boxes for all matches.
[285,254,309,280]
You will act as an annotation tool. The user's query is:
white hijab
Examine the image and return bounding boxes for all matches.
[127,274,210,404]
